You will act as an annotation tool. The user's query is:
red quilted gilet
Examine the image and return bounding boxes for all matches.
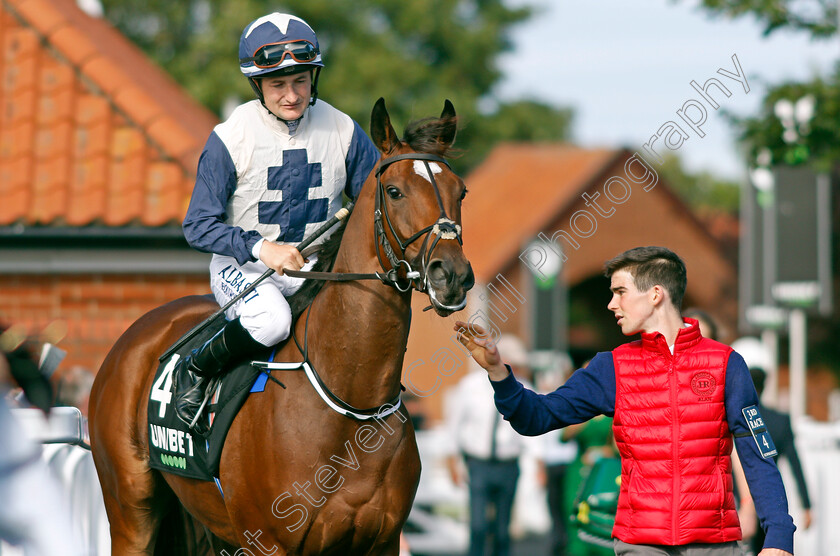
[611,319,742,545]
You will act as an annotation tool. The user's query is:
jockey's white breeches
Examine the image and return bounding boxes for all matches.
[209,254,317,346]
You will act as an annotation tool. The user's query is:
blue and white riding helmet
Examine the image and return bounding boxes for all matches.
[239,13,324,105]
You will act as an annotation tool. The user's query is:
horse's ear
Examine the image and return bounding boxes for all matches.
[439,99,457,148]
[370,97,400,154]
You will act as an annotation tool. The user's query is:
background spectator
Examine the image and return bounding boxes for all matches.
[731,337,813,555]
[54,365,95,417]
[0,323,83,555]
[446,333,538,556]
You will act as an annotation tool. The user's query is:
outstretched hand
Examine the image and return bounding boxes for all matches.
[453,321,509,381]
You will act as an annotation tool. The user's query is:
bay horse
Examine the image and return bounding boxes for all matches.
[88,98,474,555]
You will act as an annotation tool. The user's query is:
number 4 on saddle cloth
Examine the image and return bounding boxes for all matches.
[147,319,275,481]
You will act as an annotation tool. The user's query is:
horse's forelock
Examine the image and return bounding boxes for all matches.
[402,115,459,158]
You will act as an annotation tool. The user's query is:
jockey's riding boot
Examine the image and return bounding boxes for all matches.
[187,317,264,377]
[174,318,263,435]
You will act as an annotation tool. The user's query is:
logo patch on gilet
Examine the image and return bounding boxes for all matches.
[690,371,716,400]
[147,320,263,481]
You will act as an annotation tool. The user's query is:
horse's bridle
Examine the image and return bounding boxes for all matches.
[373,152,465,311]
[279,152,469,420]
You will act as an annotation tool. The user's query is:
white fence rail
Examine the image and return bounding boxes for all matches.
[0,408,109,556]
[788,419,840,556]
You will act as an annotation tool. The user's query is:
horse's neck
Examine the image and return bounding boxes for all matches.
[304,197,411,407]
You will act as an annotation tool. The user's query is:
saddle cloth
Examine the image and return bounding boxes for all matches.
[147,319,268,481]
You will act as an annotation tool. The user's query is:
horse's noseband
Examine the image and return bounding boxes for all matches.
[432,218,462,240]
[374,152,463,296]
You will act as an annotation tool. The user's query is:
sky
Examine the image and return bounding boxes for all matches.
[496,0,838,180]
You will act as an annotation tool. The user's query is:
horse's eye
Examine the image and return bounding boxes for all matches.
[386,186,403,200]
[459,187,468,202]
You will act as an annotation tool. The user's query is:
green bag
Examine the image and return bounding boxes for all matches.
[571,456,621,549]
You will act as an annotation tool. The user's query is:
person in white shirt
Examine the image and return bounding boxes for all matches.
[446,334,536,556]
[537,359,579,555]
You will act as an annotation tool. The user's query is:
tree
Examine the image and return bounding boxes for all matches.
[457,99,575,171]
[689,0,839,37]
[99,0,573,173]
[658,153,740,212]
[685,2,840,170]
[728,64,840,172]
[690,1,840,383]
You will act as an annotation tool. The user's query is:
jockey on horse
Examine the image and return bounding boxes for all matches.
[175,13,379,432]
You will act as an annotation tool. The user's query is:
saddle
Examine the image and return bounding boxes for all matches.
[147,319,272,481]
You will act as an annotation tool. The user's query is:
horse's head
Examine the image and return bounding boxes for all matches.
[369,98,475,316]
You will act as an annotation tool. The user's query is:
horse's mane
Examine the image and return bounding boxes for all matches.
[286,112,459,320]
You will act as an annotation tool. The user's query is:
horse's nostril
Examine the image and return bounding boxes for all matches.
[464,264,475,291]
[427,260,474,293]
[426,260,449,289]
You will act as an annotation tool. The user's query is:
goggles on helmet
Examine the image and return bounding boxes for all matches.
[240,40,320,69]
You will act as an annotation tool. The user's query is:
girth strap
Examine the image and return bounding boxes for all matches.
[252,361,402,421]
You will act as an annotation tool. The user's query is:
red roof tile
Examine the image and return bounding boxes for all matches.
[3,89,37,124]
[0,0,218,228]
[47,26,97,66]
[80,55,131,97]
[113,87,163,127]
[74,120,109,158]
[146,116,200,161]
[4,26,39,61]
[1,121,33,157]
[41,61,73,89]
[38,89,76,124]
[12,0,65,36]
[0,155,33,222]
[35,121,73,158]
[31,155,70,224]
[144,162,185,226]
[110,126,145,158]
[67,155,107,225]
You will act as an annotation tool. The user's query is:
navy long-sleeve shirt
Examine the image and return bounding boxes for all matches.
[759,403,811,511]
[490,350,795,553]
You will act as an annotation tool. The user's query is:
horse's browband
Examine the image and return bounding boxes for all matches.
[375,152,450,177]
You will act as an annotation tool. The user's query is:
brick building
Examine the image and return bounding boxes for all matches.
[0,0,216,371]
